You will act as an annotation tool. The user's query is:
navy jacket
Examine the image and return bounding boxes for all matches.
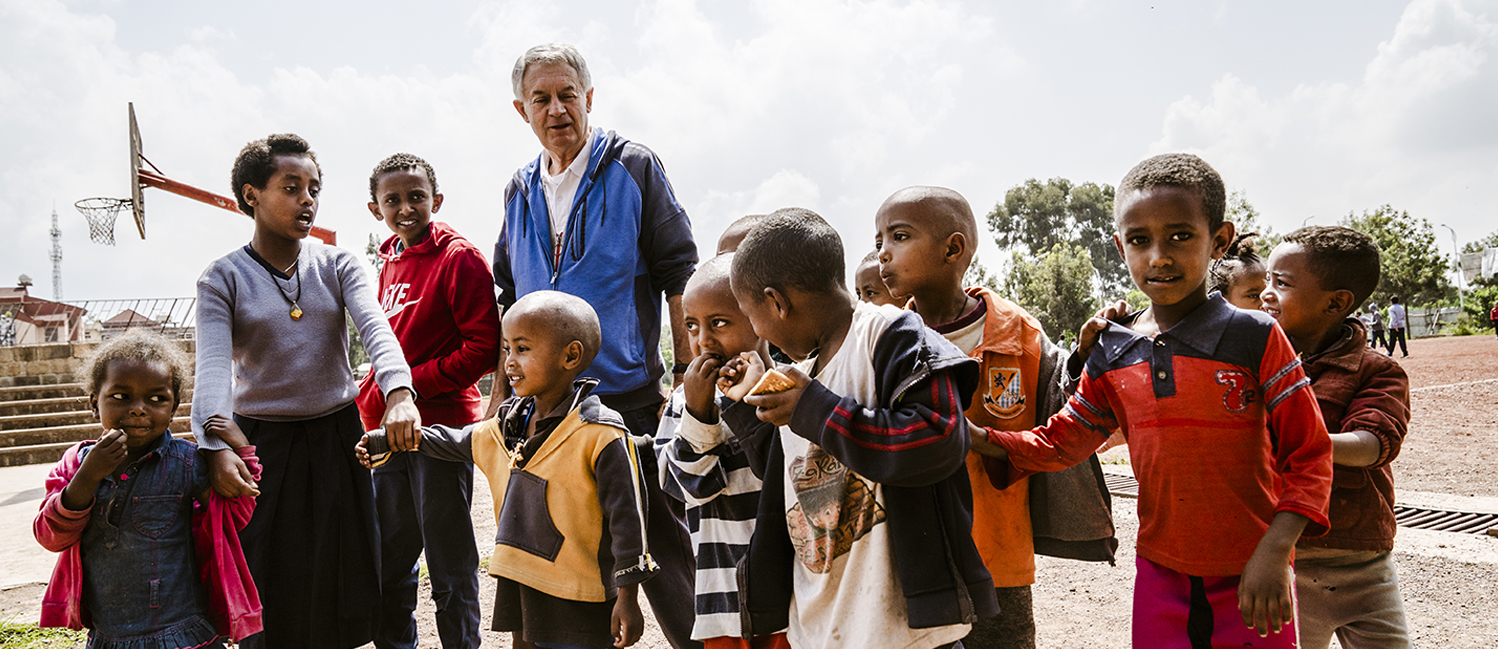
[722,310,1000,636]
[495,129,698,409]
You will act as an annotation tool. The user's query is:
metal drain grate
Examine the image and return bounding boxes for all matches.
[1101,472,1498,536]
[1392,506,1498,534]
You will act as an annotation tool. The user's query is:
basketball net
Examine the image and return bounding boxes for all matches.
[74,197,131,246]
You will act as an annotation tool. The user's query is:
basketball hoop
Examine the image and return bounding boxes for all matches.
[75,197,133,246]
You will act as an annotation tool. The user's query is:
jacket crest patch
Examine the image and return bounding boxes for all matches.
[983,366,1025,419]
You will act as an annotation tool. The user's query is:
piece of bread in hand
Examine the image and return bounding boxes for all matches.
[748,369,796,396]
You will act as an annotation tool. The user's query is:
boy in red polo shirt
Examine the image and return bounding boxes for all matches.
[873,185,1116,649]
[984,154,1333,648]
[355,153,501,649]
[1261,226,1412,648]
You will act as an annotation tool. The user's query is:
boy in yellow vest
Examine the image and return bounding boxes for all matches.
[873,186,1117,649]
[358,290,657,649]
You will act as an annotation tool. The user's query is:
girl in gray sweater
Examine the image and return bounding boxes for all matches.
[193,133,419,649]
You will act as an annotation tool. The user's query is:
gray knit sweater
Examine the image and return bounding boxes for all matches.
[192,243,413,451]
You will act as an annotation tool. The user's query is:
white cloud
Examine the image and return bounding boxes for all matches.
[1152,0,1498,240]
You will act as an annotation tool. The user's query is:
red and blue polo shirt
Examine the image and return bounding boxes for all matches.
[991,294,1333,577]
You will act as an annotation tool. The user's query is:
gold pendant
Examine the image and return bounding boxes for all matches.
[290,304,303,320]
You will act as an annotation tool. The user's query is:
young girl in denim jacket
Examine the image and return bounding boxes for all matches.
[34,330,262,648]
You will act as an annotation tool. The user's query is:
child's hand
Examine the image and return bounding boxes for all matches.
[78,430,127,482]
[1238,512,1309,637]
[206,448,260,498]
[383,387,422,452]
[355,435,373,469]
[611,584,644,647]
[205,415,249,449]
[743,365,810,427]
[1076,300,1129,360]
[967,418,1008,459]
[717,351,767,402]
[683,353,725,422]
[61,429,128,511]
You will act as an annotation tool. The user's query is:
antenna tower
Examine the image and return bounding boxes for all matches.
[50,207,63,300]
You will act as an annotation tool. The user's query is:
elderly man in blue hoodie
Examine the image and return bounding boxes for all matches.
[491,42,701,649]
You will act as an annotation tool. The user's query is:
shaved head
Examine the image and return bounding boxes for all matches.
[505,290,602,367]
[876,186,977,263]
[717,214,767,254]
[686,253,735,297]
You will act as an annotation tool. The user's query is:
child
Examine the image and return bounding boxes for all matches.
[194,133,419,649]
[1385,296,1408,357]
[981,154,1333,648]
[854,250,901,307]
[1260,226,1412,649]
[358,291,656,649]
[716,207,997,649]
[356,153,500,649]
[873,186,1117,649]
[717,214,767,254]
[35,330,262,648]
[1208,232,1267,310]
[1362,304,1387,350]
[652,255,787,649]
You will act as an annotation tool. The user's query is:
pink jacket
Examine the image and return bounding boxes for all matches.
[33,442,264,641]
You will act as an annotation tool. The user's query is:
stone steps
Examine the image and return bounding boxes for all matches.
[0,383,88,403]
[0,403,193,434]
[0,429,198,468]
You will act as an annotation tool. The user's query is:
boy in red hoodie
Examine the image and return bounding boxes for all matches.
[356,153,502,649]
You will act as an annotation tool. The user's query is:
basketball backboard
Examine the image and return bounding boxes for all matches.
[129,103,145,239]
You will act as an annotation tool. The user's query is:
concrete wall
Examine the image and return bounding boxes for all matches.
[0,340,196,387]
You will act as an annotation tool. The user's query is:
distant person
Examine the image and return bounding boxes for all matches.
[982,154,1333,648]
[718,208,997,649]
[1489,301,1498,339]
[1208,232,1267,310]
[356,153,500,649]
[1261,226,1413,649]
[854,250,902,307]
[1385,296,1408,357]
[1363,304,1387,350]
[36,330,262,647]
[358,292,657,649]
[873,186,1116,649]
[196,133,420,649]
[652,255,786,648]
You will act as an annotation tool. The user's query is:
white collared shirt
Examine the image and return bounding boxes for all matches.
[539,135,594,265]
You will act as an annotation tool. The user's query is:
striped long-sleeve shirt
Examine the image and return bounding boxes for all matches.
[654,385,763,640]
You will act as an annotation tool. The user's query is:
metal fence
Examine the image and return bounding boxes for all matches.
[0,297,198,346]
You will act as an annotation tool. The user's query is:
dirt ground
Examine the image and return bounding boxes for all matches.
[3,336,1494,648]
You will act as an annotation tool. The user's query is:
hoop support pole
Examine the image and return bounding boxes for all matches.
[138,168,337,245]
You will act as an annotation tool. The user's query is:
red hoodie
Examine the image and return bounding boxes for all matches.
[357,221,501,430]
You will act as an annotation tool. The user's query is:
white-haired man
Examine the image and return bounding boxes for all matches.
[491,42,701,649]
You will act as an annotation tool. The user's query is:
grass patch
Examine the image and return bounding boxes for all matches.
[0,620,86,649]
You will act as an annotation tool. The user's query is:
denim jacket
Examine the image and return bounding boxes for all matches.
[36,438,263,647]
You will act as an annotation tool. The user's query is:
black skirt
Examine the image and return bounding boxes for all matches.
[234,404,380,649]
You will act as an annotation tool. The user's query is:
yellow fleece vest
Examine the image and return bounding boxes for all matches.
[469,410,630,602]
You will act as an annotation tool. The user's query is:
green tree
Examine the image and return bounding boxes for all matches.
[986,178,1127,296]
[1225,190,1279,256]
[1462,229,1498,288]
[963,257,1002,295]
[1001,242,1099,342]
[1461,229,1498,255]
[1340,206,1454,306]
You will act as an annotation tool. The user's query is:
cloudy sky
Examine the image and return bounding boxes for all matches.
[2,0,1495,302]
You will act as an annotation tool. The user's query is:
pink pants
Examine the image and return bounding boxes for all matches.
[1133,556,1299,649]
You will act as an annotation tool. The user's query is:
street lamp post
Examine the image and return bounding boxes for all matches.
[1440,224,1464,310]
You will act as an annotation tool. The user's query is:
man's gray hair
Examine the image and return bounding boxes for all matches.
[512,43,592,102]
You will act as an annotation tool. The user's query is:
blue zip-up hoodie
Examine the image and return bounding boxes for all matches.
[495,128,698,409]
